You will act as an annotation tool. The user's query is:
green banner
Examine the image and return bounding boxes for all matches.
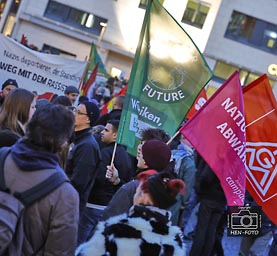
[117,0,213,156]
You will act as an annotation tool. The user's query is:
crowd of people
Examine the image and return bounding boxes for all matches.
[0,77,276,256]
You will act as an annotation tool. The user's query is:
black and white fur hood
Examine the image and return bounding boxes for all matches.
[76,205,186,256]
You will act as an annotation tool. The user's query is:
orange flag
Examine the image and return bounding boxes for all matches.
[243,74,277,224]
[186,88,207,119]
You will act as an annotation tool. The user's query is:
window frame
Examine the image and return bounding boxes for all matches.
[181,0,210,29]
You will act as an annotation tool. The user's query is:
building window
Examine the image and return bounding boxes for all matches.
[139,0,164,9]
[44,1,108,36]
[213,60,275,87]
[225,11,277,55]
[181,0,210,29]
[41,44,76,58]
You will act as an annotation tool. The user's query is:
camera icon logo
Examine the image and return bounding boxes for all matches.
[231,210,258,229]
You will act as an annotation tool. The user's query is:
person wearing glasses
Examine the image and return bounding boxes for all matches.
[66,101,101,223]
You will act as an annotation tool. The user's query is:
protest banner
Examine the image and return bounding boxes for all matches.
[117,0,212,156]
[180,72,246,206]
[0,34,87,94]
[244,74,277,224]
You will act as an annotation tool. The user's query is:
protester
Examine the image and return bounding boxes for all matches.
[52,95,72,108]
[0,78,18,108]
[35,98,49,110]
[78,95,89,104]
[101,131,172,221]
[51,95,76,169]
[95,95,125,125]
[76,171,186,256]
[66,101,101,215]
[239,191,276,256]
[64,85,80,105]
[78,120,132,243]
[189,152,227,256]
[0,88,35,147]
[170,133,197,226]
[92,124,105,149]
[1,103,79,255]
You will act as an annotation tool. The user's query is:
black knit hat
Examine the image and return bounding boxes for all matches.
[2,79,18,90]
[64,86,79,94]
[142,139,171,171]
[147,172,178,209]
[82,101,100,127]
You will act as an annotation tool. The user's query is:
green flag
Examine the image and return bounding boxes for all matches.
[85,43,108,82]
[117,0,213,156]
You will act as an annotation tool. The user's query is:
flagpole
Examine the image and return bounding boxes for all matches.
[166,130,180,145]
[110,142,118,166]
[105,142,118,180]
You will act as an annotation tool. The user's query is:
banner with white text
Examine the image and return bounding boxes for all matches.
[180,72,246,206]
[117,0,212,156]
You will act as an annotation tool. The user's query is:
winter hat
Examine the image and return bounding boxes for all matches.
[82,101,100,127]
[2,79,18,90]
[64,86,79,94]
[138,171,185,209]
[142,139,171,171]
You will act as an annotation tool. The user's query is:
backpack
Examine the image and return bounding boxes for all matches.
[171,148,195,179]
[0,147,68,256]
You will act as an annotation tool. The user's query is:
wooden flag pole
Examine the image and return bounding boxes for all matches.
[110,142,118,166]
[166,130,180,145]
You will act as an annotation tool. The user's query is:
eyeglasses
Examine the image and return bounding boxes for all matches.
[73,108,88,116]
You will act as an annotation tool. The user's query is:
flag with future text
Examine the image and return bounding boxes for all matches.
[243,74,277,224]
[180,72,246,206]
[117,0,212,156]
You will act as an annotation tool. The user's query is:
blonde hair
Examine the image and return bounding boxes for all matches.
[0,88,34,137]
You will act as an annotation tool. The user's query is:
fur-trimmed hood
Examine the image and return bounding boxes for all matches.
[76,205,186,256]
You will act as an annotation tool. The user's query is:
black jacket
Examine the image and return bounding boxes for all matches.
[88,143,132,206]
[66,128,101,213]
[195,152,226,205]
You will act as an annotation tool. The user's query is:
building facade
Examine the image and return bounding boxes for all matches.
[0,0,276,94]
[204,0,277,96]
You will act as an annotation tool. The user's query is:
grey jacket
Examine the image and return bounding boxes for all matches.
[4,153,79,256]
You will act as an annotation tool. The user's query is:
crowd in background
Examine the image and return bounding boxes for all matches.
[0,77,276,256]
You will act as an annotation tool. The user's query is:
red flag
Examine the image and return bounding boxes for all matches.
[37,92,55,101]
[101,86,127,115]
[180,72,246,206]
[186,88,207,119]
[20,34,27,45]
[82,63,98,96]
[243,74,277,224]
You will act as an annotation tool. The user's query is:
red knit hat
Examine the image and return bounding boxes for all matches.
[142,139,171,171]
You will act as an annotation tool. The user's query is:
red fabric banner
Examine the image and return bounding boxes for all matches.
[243,74,277,224]
[186,88,207,119]
[180,72,246,206]
[81,63,98,96]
